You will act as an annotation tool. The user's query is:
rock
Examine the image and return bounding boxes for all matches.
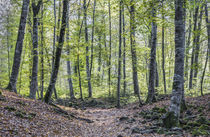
[127,118,136,123]
[131,127,142,134]
[185,110,192,115]
[119,116,129,121]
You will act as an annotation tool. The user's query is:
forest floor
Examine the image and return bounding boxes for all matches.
[0,88,209,137]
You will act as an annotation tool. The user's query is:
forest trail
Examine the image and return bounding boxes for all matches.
[0,89,209,136]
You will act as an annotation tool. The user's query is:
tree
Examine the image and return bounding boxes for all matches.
[130,0,142,105]
[84,0,92,98]
[117,0,123,108]
[30,0,42,99]
[200,1,210,96]
[163,0,186,128]
[44,0,69,104]
[6,0,30,93]
[146,1,157,103]
[108,0,112,97]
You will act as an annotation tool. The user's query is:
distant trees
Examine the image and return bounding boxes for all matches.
[6,0,30,93]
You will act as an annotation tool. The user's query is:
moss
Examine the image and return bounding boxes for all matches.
[15,110,27,118]
[199,124,209,130]
[152,107,167,113]
[162,111,179,128]
[157,128,165,134]
[4,106,16,111]
[196,116,207,125]
[192,128,208,136]
[187,121,200,127]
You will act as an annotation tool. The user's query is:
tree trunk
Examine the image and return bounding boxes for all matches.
[130,0,141,105]
[163,0,185,128]
[66,2,75,99]
[108,0,112,97]
[189,5,199,89]
[185,10,192,83]
[84,0,92,98]
[40,3,44,99]
[194,5,204,79]
[30,0,42,99]
[117,0,122,108]
[122,2,126,97]
[146,2,157,103]
[6,0,30,93]
[200,2,210,96]
[161,0,167,94]
[44,0,69,104]
[90,0,96,76]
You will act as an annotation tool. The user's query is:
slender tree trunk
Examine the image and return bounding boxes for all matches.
[163,0,185,128]
[83,0,92,98]
[6,15,10,80]
[6,0,30,93]
[108,0,112,97]
[146,2,157,103]
[30,0,42,99]
[98,35,102,74]
[130,0,141,105]
[194,5,204,79]
[201,2,210,96]
[77,0,83,100]
[117,0,122,108]
[66,3,75,99]
[40,3,44,99]
[122,2,126,97]
[90,0,96,76]
[189,5,199,89]
[44,0,69,104]
[185,10,192,82]
[161,0,167,94]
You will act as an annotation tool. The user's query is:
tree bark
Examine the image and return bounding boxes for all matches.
[122,2,126,97]
[163,0,185,128]
[40,3,44,99]
[130,0,141,105]
[189,5,199,89]
[200,2,210,96]
[146,2,157,103]
[30,0,42,99]
[90,0,96,76]
[108,0,112,97]
[6,0,30,93]
[44,0,69,104]
[161,0,167,94]
[84,0,92,98]
[66,2,75,99]
[117,0,122,108]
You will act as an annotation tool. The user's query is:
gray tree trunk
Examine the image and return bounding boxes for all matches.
[44,0,69,104]
[130,0,141,105]
[117,0,122,108]
[108,0,112,97]
[163,0,186,128]
[146,3,157,103]
[122,2,126,96]
[7,0,30,93]
[30,0,42,99]
[84,0,92,98]
[66,3,75,99]
[200,2,210,96]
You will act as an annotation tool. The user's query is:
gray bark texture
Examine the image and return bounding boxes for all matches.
[7,0,30,93]
[163,0,186,128]
[44,0,69,103]
[146,4,157,103]
[30,0,42,99]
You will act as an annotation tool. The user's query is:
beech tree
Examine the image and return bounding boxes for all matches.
[6,0,30,93]
[44,0,69,103]
[163,0,186,128]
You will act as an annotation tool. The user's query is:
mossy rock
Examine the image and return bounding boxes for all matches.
[199,124,209,130]
[4,106,16,111]
[196,116,208,125]
[187,121,200,127]
[192,128,208,136]
[162,111,179,128]
[15,110,27,118]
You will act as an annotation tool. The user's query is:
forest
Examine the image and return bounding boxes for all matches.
[0,0,209,136]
